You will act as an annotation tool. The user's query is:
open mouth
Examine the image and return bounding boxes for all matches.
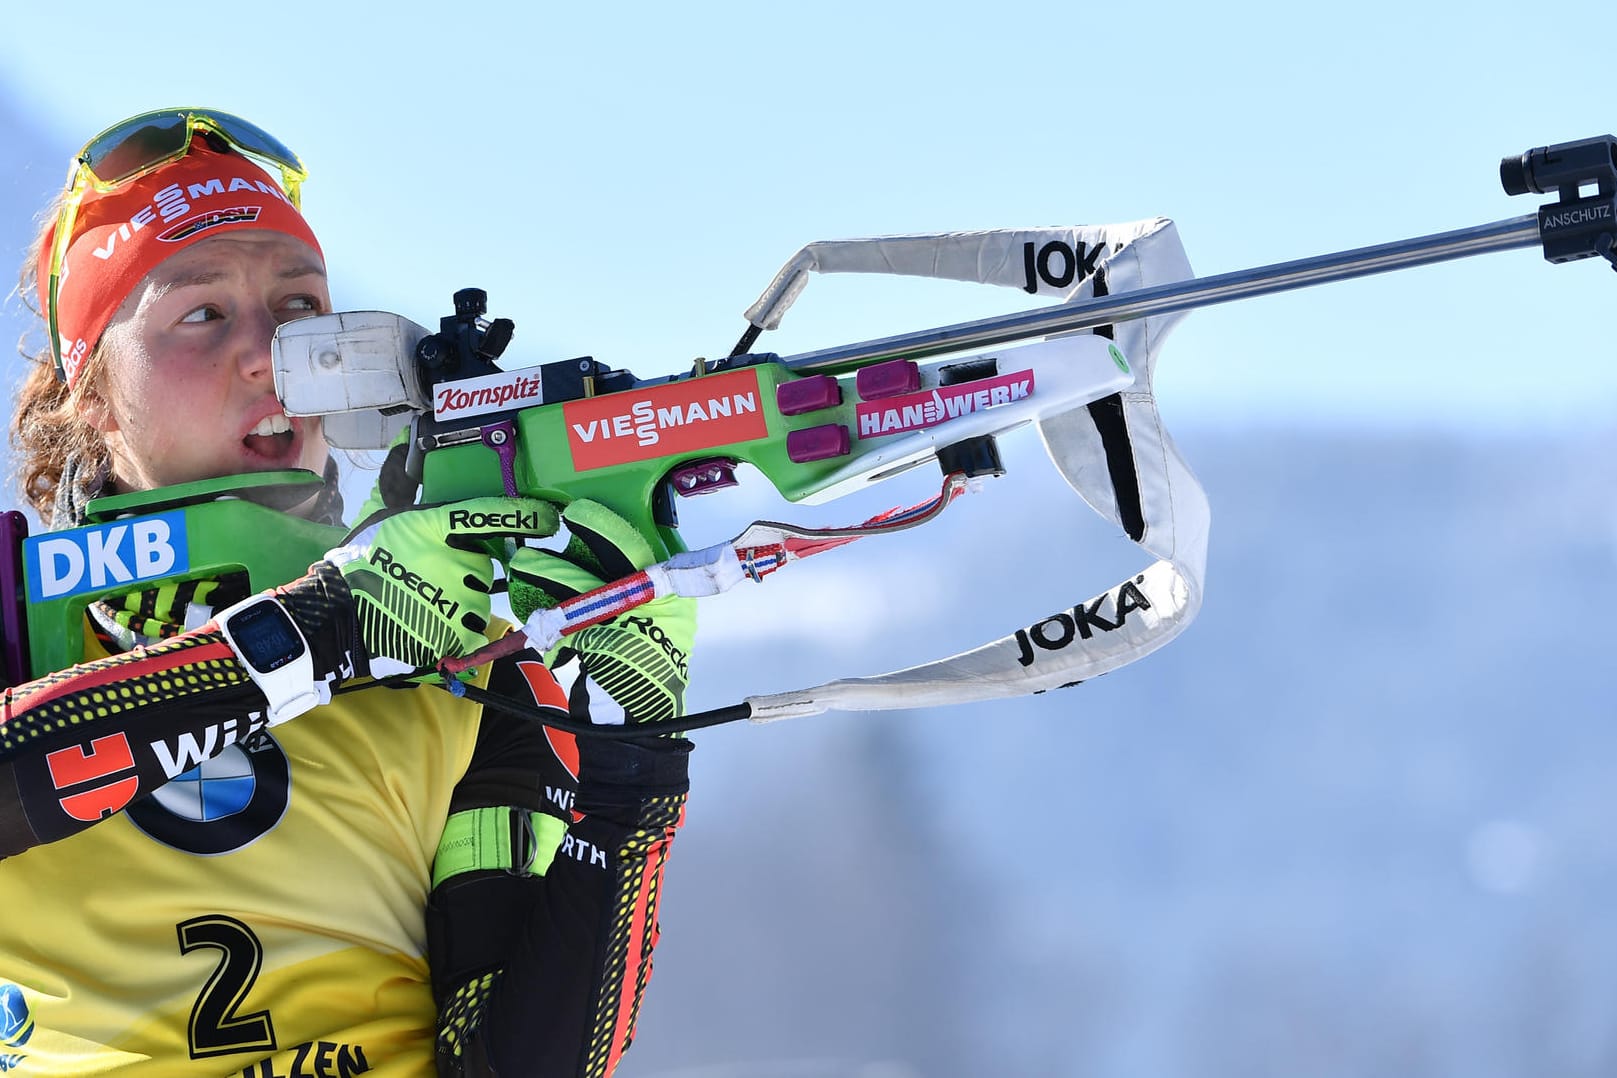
[243,413,295,456]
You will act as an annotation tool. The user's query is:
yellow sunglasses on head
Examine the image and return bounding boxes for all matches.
[46,108,308,381]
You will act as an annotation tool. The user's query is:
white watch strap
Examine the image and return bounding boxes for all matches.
[214,595,322,727]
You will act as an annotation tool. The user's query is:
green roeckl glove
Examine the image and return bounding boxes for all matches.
[326,497,560,678]
[506,500,696,724]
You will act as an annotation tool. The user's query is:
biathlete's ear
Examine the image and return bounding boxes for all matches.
[78,387,118,434]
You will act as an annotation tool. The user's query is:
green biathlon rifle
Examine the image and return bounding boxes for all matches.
[4,135,1611,735]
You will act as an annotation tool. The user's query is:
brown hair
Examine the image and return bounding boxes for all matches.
[10,191,112,520]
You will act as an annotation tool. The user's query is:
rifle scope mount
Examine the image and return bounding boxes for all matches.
[414,287,516,386]
[1501,135,1617,269]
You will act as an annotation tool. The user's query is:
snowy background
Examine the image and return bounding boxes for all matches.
[3,3,1616,1075]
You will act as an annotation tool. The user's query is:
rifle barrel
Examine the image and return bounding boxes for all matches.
[781,214,1542,372]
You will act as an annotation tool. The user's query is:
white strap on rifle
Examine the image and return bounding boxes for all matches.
[736,220,1210,719]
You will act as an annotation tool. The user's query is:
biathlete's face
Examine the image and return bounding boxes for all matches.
[86,231,332,494]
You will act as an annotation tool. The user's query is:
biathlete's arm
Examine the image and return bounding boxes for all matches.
[427,650,691,1078]
[0,563,358,858]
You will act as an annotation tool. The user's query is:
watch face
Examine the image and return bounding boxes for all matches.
[226,601,306,673]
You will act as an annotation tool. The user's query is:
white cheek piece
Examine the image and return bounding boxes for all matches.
[214,594,321,727]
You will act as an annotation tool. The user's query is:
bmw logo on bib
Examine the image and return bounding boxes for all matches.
[127,731,291,855]
[0,982,32,1069]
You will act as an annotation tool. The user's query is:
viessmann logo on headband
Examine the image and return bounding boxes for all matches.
[87,176,292,263]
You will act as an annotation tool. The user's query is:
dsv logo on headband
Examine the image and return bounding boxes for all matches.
[158,205,262,243]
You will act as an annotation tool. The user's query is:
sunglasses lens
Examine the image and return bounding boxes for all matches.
[79,110,305,189]
[80,112,193,185]
[201,114,304,174]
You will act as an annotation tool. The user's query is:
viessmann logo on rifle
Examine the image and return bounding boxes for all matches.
[565,368,769,470]
[856,369,1035,439]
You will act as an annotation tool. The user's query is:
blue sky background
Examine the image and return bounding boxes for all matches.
[1,0,1611,434]
[3,7,1616,1075]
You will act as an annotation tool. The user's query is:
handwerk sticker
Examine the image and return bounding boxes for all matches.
[855,370,1035,439]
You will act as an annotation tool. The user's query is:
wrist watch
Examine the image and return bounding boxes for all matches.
[215,594,321,726]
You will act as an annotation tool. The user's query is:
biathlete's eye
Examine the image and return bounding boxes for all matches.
[279,295,324,320]
[179,305,223,325]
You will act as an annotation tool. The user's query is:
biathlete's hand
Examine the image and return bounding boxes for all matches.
[352,427,419,522]
[325,497,560,678]
[506,500,695,724]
